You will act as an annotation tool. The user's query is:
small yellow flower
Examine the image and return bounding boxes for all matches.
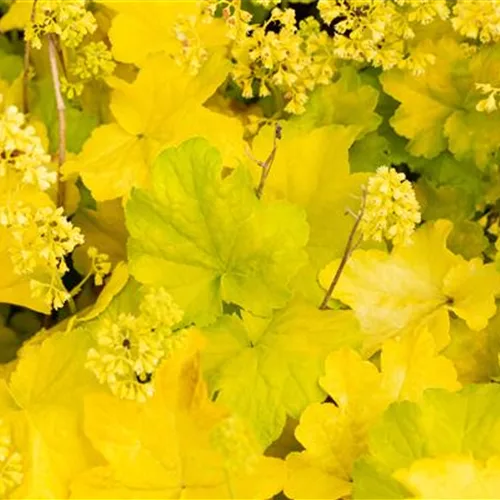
[360,166,421,245]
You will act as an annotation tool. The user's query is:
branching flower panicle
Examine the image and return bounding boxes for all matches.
[209,2,336,114]
[360,166,421,246]
[61,42,116,99]
[318,0,447,75]
[86,288,186,402]
[0,420,23,498]
[0,204,84,309]
[25,0,97,50]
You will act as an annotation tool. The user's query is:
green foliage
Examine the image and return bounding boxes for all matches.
[126,138,309,325]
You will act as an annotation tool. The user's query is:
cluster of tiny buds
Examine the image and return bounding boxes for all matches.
[87,246,111,286]
[0,98,55,192]
[359,166,421,246]
[25,0,97,50]
[61,42,116,99]
[0,420,23,497]
[85,287,185,403]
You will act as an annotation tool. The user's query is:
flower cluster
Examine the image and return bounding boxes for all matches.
[0,103,55,191]
[317,0,448,75]
[61,42,116,99]
[4,206,84,277]
[0,420,23,498]
[228,7,337,114]
[0,94,86,310]
[86,288,185,402]
[360,166,421,246]
[451,0,500,43]
[0,205,84,309]
[25,0,97,50]
[211,416,259,474]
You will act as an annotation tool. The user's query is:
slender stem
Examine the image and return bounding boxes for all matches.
[67,295,77,315]
[47,34,66,207]
[255,123,282,199]
[319,190,367,310]
[22,0,38,114]
[69,271,93,299]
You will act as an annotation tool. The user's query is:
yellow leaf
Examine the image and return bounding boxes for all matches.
[100,0,227,67]
[319,220,500,354]
[1,327,100,498]
[285,349,390,500]
[381,326,460,402]
[443,258,500,331]
[394,455,500,499]
[0,0,33,31]
[63,123,148,201]
[64,54,245,201]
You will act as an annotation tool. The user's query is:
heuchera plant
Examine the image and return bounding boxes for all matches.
[2,0,500,498]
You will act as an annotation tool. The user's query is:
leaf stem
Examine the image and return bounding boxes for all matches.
[47,34,66,207]
[254,123,282,199]
[22,0,38,114]
[319,189,367,310]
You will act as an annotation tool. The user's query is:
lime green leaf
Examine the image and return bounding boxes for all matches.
[32,78,98,154]
[126,138,309,325]
[202,299,361,447]
[447,220,489,260]
[291,67,382,140]
[0,44,22,83]
[349,131,390,173]
[352,458,410,499]
[363,384,500,476]
[411,152,484,223]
